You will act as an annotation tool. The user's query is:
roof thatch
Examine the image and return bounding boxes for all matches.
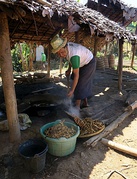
[0,0,137,49]
[87,0,137,26]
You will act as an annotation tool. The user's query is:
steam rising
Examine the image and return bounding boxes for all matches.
[63,98,81,117]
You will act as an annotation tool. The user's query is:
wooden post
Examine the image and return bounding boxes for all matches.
[28,43,33,71]
[93,35,98,57]
[75,31,79,43]
[104,42,108,57]
[33,43,36,69]
[118,38,124,91]
[47,44,51,77]
[131,43,136,68]
[0,12,21,142]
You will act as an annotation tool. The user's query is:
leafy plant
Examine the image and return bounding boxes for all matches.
[11,43,22,72]
[11,42,31,72]
[96,51,104,58]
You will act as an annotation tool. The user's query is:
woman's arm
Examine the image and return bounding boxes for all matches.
[67,55,80,97]
[68,68,79,98]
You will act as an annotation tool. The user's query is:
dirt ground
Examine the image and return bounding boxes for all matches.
[0,62,137,179]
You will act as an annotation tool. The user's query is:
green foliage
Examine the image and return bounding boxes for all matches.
[126,22,137,34]
[123,56,130,60]
[11,42,31,72]
[11,44,22,72]
[96,51,104,58]
[21,42,30,71]
[21,42,30,61]
[112,41,118,57]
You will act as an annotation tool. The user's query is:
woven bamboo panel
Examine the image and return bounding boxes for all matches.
[62,29,106,51]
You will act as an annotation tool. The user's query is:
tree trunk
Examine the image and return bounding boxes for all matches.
[0,12,21,143]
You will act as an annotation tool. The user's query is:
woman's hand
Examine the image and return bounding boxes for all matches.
[67,68,79,98]
[67,89,74,98]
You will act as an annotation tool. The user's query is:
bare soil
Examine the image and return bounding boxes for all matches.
[0,63,137,179]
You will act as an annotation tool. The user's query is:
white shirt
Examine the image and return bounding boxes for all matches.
[67,42,93,67]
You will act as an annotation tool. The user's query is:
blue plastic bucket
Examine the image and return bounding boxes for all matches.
[40,120,80,157]
[18,139,48,173]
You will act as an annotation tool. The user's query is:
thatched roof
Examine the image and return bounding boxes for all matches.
[87,0,137,26]
[0,0,137,49]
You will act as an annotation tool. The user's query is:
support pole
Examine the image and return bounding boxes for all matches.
[75,31,79,43]
[131,43,136,68]
[118,38,124,91]
[0,12,21,143]
[47,43,51,77]
[28,42,34,71]
[93,36,98,57]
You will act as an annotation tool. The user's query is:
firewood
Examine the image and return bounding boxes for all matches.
[101,138,137,158]
[126,100,137,111]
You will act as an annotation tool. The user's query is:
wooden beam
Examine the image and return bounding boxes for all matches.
[14,7,26,17]
[0,12,21,143]
[126,100,137,111]
[102,138,137,158]
[0,5,18,20]
[10,21,21,38]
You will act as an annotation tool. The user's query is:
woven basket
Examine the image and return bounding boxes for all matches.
[108,54,115,68]
[104,57,109,68]
[96,58,105,70]
[65,111,105,138]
